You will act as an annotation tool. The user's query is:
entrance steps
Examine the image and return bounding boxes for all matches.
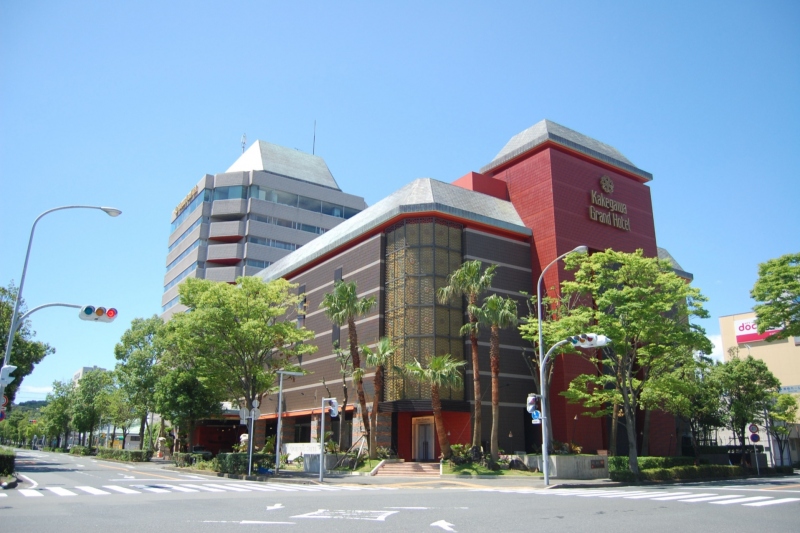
[376,461,440,477]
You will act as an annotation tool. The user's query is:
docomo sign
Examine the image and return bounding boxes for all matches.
[734,318,782,343]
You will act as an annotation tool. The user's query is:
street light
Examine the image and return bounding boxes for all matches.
[1,205,121,399]
[274,369,303,475]
[536,245,587,485]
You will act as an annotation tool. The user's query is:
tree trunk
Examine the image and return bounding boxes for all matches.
[431,384,451,459]
[138,413,146,450]
[469,328,482,449]
[489,326,500,461]
[369,365,384,460]
[348,317,371,454]
[624,406,639,475]
[338,381,348,452]
[641,409,651,457]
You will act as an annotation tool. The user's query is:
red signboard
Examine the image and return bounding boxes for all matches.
[734,318,782,343]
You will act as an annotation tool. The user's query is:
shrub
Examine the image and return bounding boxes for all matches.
[0,447,15,476]
[174,453,194,467]
[215,453,274,475]
[95,448,153,462]
[69,445,94,456]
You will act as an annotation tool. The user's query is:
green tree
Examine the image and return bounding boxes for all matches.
[403,354,466,460]
[167,276,315,416]
[0,283,54,405]
[715,350,781,464]
[363,337,396,460]
[40,380,75,448]
[320,280,376,455]
[554,249,711,475]
[154,365,222,451]
[437,260,497,451]
[71,368,114,448]
[114,315,166,449]
[751,252,800,340]
[765,393,799,466]
[106,385,137,448]
[644,354,724,463]
[471,294,519,461]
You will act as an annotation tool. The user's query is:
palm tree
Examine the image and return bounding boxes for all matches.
[403,354,466,460]
[364,337,396,459]
[320,281,376,454]
[437,260,497,450]
[471,295,519,461]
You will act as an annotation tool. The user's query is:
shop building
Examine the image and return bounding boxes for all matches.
[252,119,687,460]
[720,312,800,465]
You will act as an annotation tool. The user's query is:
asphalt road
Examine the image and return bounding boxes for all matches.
[2,450,798,532]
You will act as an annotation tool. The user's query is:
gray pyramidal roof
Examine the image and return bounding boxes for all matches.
[258,177,530,281]
[227,140,341,190]
[657,247,693,280]
[481,119,653,182]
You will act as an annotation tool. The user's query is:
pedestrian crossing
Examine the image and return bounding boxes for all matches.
[1,481,397,499]
[474,487,800,508]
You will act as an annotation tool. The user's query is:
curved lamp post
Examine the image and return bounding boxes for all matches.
[1,206,121,396]
[536,245,587,485]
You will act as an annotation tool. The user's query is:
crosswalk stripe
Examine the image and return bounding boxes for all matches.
[75,486,111,495]
[598,491,655,498]
[744,498,800,507]
[231,484,277,492]
[624,492,692,499]
[19,489,43,497]
[180,484,226,493]
[44,487,77,497]
[153,484,199,493]
[0,493,7,498]
[653,493,716,501]
[711,497,773,505]
[678,495,742,503]
[131,485,171,494]
[203,484,252,492]
[103,485,141,494]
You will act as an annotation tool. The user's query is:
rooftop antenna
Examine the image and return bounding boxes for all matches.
[241,133,247,153]
[312,120,316,155]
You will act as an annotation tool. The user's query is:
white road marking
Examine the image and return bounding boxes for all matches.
[624,492,692,499]
[16,474,38,488]
[598,491,655,498]
[19,489,43,497]
[678,495,743,503]
[180,484,226,493]
[292,509,399,521]
[712,497,773,505]
[103,485,141,494]
[431,519,457,531]
[75,486,111,495]
[266,503,285,510]
[203,483,252,492]
[152,484,199,493]
[744,498,800,507]
[653,493,716,501]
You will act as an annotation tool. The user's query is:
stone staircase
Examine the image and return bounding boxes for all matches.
[375,461,440,477]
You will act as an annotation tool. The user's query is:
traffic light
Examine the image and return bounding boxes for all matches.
[568,333,609,349]
[0,365,17,386]
[526,394,539,413]
[79,305,118,323]
[328,398,339,418]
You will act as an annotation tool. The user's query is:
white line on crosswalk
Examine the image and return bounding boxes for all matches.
[711,497,773,505]
[180,484,226,493]
[131,485,172,494]
[44,487,78,497]
[598,491,655,498]
[744,498,800,507]
[19,489,43,497]
[624,492,692,499]
[103,485,140,494]
[678,495,743,503]
[153,484,199,493]
[652,493,716,501]
[75,486,110,496]
[202,484,252,492]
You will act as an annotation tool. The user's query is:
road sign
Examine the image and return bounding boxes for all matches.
[750,433,760,443]
[531,418,541,425]
[1,395,7,407]
[748,423,759,434]
[250,408,261,419]
[531,410,541,420]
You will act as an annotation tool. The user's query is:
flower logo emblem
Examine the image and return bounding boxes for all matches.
[600,175,614,194]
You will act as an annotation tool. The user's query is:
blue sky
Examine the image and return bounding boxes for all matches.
[2,1,798,401]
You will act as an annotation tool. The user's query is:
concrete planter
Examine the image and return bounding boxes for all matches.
[302,453,342,473]
[523,454,609,479]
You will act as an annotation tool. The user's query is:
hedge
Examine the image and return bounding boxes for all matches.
[215,453,275,475]
[95,447,153,462]
[609,464,794,482]
[0,447,15,476]
[69,445,94,456]
[609,456,697,472]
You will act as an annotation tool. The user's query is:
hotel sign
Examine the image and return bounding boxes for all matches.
[589,176,631,231]
[734,318,782,343]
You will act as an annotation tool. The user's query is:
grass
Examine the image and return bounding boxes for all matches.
[443,463,544,477]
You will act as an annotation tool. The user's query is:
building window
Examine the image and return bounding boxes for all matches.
[383,218,465,402]
[171,189,210,232]
[245,259,271,269]
[213,186,247,201]
[249,185,361,219]
[166,239,205,272]
[168,216,207,253]
[164,263,198,292]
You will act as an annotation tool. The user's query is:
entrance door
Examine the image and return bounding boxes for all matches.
[412,416,435,461]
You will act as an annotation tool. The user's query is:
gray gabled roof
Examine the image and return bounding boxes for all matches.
[657,247,693,280]
[258,178,530,281]
[481,119,653,182]
[227,140,341,190]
